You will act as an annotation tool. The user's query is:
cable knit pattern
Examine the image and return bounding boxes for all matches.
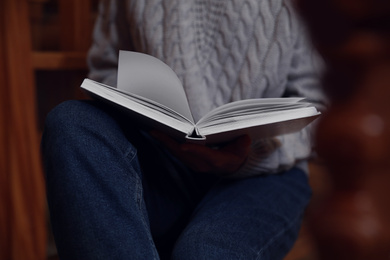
[87,0,326,177]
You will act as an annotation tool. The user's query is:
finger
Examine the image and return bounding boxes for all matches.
[150,130,214,171]
[180,142,245,173]
[223,135,251,157]
[181,135,251,163]
[150,131,251,174]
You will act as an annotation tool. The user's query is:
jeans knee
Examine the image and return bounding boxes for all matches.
[171,229,203,260]
[44,100,94,135]
[42,100,113,165]
[171,226,245,260]
[42,99,139,164]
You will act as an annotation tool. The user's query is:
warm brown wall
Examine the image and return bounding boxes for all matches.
[0,0,47,259]
[296,0,390,258]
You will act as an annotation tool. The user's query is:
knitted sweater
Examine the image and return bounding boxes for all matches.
[87,0,325,177]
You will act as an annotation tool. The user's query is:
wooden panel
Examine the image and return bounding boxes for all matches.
[297,0,390,259]
[59,0,92,51]
[0,0,46,259]
[32,51,88,70]
[28,0,50,3]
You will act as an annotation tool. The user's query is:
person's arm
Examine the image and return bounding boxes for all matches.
[87,0,133,87]
[151,12,326,179]
[150,131,252,176]
[232,11,327,178]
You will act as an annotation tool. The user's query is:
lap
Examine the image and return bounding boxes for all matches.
[44,100,311,260]
[172,167,312,260]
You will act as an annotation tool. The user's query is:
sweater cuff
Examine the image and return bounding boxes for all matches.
[227,127,313,179]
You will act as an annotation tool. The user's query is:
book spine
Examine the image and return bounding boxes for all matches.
[185,127,206,145]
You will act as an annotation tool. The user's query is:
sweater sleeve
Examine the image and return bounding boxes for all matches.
[231,14,327,178]
[87,0,133,87]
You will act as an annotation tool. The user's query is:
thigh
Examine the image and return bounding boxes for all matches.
[42,100,160,259]
[172,167,312,260]
[113,103,221,258]
[135,131,219,259]
[42,100,210,259]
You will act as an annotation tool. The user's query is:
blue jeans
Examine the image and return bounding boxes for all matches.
[41,100,312,260]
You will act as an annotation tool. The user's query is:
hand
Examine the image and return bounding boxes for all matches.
[150,131,251,176]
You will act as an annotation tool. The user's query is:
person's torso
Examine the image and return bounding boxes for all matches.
[125,0,297,120]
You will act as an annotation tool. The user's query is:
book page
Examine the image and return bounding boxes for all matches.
[195,98,320,144]
[117,51,194,123]
[198,113,319,145]
[81,79,195,137]
[197,98,306,126]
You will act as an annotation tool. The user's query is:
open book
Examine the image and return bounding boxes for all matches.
[81,51,320,145]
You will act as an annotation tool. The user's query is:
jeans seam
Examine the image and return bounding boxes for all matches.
[136,170,159,260]
[124,147,159,260]
[255,211,303,260]
[123,144,137,162]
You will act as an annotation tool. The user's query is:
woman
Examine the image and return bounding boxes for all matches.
[42,0,325,259]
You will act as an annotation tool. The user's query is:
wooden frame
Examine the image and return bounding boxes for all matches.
[0,0,46,259]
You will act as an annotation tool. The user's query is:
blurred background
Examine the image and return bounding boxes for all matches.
[1,1,99,259]
[29,0,99,129]
[1,0,389,259]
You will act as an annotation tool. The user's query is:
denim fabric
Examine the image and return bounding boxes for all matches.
[41,100,312,260]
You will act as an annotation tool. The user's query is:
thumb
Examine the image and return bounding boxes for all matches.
[224,135,251,157]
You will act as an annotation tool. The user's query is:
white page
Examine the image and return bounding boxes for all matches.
[198,107,320,136]
[197,98,305,125]
[81,79,194,135]
[199,103,311,126]
[117,51,194,123]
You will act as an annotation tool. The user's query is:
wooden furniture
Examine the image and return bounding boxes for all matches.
[5,0,389,259]
[29,0,98,128]
[0,0,46,259]
[30,0,94,70]
[1,1,97,259]
[296,0,390,259]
